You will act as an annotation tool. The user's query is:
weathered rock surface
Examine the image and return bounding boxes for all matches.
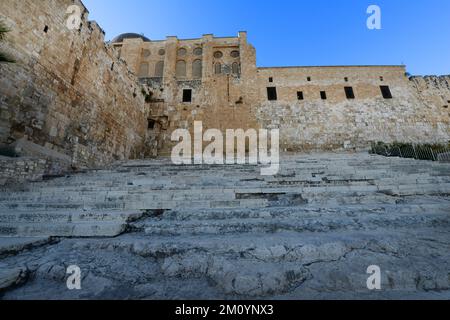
[0,265,28,291]
[0,237,52,256]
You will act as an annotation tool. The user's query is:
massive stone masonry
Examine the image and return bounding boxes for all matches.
[0,0,152,172]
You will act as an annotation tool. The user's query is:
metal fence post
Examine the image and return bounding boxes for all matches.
[430,148,436,161]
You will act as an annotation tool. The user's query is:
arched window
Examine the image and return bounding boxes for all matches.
[232,62,239,74]
[176,60,187,78]
[155,61,164,77]
[193,47,203,56]
[214,63,222,75]
[192,59,202,79]
[230,50,240,58]
[138,62,149,77]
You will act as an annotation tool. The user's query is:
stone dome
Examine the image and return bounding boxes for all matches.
[111,33,150,43]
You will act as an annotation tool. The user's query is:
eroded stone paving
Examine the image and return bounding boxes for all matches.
[0,153,450,299]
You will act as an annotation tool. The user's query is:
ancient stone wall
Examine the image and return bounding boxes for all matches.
[0,0,151,167]
[0,156,69,186]
[409,75,450,111]
[255,67,450,151]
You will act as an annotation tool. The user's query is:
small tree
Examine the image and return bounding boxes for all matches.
[0,21,15,63]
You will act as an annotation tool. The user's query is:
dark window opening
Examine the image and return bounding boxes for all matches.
[231,62,239,75]
[267,87,277,101]
[443,105,448,109]
[147,119,156,130]
[380,76,384,82]
[44,25,49,33]
[214,63,221,74]
[183,89,192,103]
[380,86,393,99]
[110,63,114,71]
[269,77,273,83]
[320,91,327,100]
[297,91,304,100]
[344,87,355,99]
[344,77,349,82]
[307,77,311,82]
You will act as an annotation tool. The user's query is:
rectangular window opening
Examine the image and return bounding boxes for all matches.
[307,77,311,82]
[344,77,349,82]
[183,89,192,103]
[320,91,327,100]
[147,119,156,130]
[344,87,355,99]
[380,86,393,99]
[267,87,277,101]
[297,91,304,100]
[44,25,49,33]
[269,77,273,83]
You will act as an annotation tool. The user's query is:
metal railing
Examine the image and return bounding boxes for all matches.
[370,143,450,163]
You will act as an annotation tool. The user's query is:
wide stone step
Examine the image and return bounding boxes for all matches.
[2,187,445,212]
[2,179,448,206]
[0,210,143,224]
[142,213,450,236]
[152,203,450,221]
[0,221,129,237]
[0,198,270,211]
[7,170,450,192]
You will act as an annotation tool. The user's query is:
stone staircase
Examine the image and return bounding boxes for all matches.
[0,153,449,298]
[0,153,449,238]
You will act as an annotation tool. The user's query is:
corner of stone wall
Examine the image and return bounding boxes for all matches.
[0,0,157,170]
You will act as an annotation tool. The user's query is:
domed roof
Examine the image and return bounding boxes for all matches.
[111,33,150,43]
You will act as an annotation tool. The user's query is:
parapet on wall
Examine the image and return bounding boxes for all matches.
[0,0,151,167]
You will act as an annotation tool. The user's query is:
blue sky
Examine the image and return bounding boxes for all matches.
[82,0,450,75]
